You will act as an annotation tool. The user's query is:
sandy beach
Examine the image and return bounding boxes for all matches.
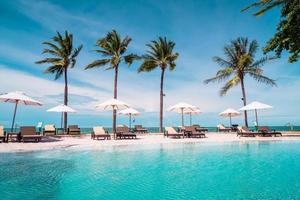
[1,132,300,153]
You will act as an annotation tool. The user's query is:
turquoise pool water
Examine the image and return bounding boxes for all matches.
[1,141,300,200]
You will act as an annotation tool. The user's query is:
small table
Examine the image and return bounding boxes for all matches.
[56,128,66,135]
[6,132,20,142]
[231,124,239,132]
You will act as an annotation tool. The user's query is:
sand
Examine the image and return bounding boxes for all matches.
[1,132,300,153]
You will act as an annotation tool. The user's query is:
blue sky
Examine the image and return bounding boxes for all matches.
[0,0,299,128]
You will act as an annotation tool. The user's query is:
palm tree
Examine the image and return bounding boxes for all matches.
[241,0,285,16]
[204,37,276,127]
[138,37,179,132]
[85,30,138,134]
[36,31,83,131]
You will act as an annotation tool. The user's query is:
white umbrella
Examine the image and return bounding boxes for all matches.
[168,102,198,126]
[0,91,42,131]
[181,109,202,126]
[47,104,76,129]
[219,108,241,126]
[239,101,272,127]
[96,98,130,138]
[119,108,140,128]
[96,98,129,110]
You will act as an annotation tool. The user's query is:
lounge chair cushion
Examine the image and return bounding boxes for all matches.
[165,127,178,134]
[0,126,4,137]
[44,125,55,131]
[93,126,107,135]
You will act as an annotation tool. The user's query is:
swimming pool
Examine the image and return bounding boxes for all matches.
[1,141,300,200]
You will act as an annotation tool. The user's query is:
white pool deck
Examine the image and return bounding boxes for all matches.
[1,132,300,153]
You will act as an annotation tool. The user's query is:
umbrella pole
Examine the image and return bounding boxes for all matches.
[181,108,184,127]
[190,113,192,126]
[112,106,116,140]
[11,101,18,132]
[255,109,258,128]
[229,114,232,127]
[61,112,63,129]
[129,114,131,129]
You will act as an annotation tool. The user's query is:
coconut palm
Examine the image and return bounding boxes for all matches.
[204,37,276,127]
[36,31,83,130]
[85,30,138,134]
[138,37,179,132]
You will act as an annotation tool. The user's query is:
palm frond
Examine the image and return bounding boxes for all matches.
[241,0,285,16]
[87,30,137,72]
[124,54,140,66]
[207,36,276,97]
[139,36,178,73]
[247,72,277,86]
[213,56,234,67]
[220,76,240,96]
[36,30,82,80]
[85,59,111,70]
[204,67,234,84]
[35,58,62,64]
[138,60,159,72]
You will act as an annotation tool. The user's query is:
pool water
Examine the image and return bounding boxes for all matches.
[1,141,300,200]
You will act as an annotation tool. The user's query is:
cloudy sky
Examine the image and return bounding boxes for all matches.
[0,0,299,128]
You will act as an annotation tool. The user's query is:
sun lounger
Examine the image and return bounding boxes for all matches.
[44,124,56,136]
[68,125,81,135]
[237,126,256,137]
[116,125,137,139]
[258,126,282,137]
[20,126,42,142]
[0,126,6,142]
[184,126,206,138]
[193,125,208,133]
[217,124,231,132]
[91,126,111,140]
[134,125,148,133]
[164,127,184,138]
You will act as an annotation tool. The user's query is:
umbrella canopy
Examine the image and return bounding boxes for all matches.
[0,91,42,105]
[182,109,202,126]
[96,98,130,110]
[47,104,76,129]
[219,108,241,126]
[119,108,141,128]
[119,108,140,116]
[0,91,42,131]
[168,102,198,126]
[47,104,76,113]
[239,101,272,127]
[239,101,272,111]
[96,98,130,138]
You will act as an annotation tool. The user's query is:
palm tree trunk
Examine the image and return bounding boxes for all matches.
[159,68,165,133]
[113,65,119,137]
[64,67,68,132]
[240,78,248,127]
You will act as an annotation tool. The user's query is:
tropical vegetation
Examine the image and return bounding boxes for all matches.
[85,30,138,134]
[242,0,300,63]
[138,37,179,132]
[204,37,276,127]
[36,31,83,130]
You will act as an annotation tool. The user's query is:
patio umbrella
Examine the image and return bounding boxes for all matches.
[96,98,130,138]
[239,101,272,127]
[47,104,76,129]
[181,109,202,126]
[119,108,140,129]
[219,108,241,126]
[168,102,198,126]
[0,91,42,131]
